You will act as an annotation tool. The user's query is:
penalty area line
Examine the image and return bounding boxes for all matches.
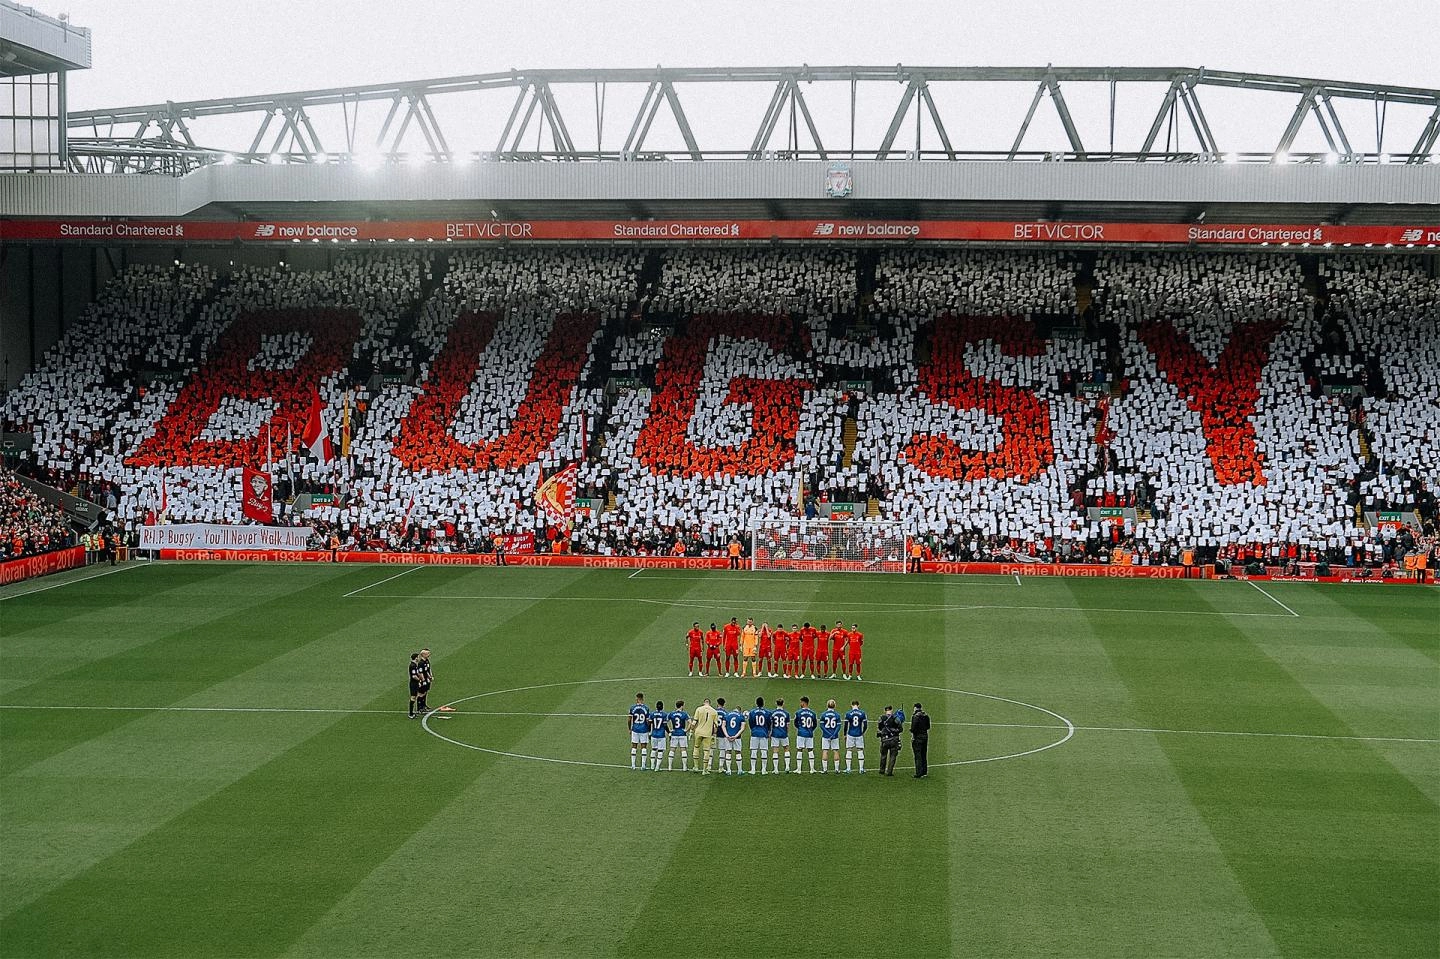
[348,592,1293,618]
[343,565,424,597]
[623,572,1020,585]
[1247,580,1300,617]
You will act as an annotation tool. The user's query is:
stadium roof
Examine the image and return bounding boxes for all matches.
[62,66,1440,172]
[0,0,89,76]
[3,65,1436,229]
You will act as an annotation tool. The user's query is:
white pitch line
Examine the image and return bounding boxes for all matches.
[0,703,397,715]
[627,568,644,580]
[2,702,1434,746]
[930,719,1439,744]
[350,592,1291,618]
[1077,723,1436,744]
[0,562,142,602]
[1014,574,1023,586]
[1247,580,1301,617]
[342,565,424,597]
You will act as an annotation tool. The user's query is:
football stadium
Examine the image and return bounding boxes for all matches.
[1,3,1438,957]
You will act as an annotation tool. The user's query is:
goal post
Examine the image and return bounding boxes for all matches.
[749,518,908,573]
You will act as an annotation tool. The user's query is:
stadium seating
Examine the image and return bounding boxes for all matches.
[1323,256,1440,515]
[857,252,1097,551]
[0,467,75,560]
[1095,252,1363,553]
[2,247,1434,567]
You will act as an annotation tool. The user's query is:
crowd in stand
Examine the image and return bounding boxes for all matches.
[0,247,1434,574]
[0,467,75,561]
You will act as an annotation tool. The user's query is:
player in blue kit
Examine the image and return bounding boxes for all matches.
[844,700,868,773]
[648,700,669,770]
[747,697,771,775]
[721,701,746,774]
[628,692,650,771]
[666,700,690,771]
[819,699,842,773]
[768,698,791,773]
[713,698,731,773]
[792,697,817,774]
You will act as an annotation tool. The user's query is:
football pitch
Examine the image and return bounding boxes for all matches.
[0,562,1436,958]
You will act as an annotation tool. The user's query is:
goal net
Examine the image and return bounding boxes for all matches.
[749,518,908,573]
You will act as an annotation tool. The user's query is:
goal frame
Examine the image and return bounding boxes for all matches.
[748,517,909,573]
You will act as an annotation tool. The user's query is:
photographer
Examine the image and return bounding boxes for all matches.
[877,705,903,776]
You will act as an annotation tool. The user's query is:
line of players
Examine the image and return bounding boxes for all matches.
[628,692,873,775]
[686,618,865,680]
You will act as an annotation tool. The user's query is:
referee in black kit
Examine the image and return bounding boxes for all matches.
[409,649,433,718]
[910,702,931,778]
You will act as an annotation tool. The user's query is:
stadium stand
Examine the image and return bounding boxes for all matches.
[0,466,75,560]
[1,248,1435,570]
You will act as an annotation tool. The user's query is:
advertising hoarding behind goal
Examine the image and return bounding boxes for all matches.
[749,518,907,573]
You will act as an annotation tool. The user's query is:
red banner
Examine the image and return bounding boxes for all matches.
[3,218,1436,248]
[0,546,86,586]
[498,533,536,553]
[924,561,1191,578]
[240,468,273,524]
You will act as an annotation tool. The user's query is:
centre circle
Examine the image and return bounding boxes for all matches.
[422,676,1075,770]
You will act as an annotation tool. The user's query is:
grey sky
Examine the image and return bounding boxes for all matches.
[45,0,1440,157]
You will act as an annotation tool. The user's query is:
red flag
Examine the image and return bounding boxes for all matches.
[535,464,579,527]
[301,391,336,464]
[241,467,273,524]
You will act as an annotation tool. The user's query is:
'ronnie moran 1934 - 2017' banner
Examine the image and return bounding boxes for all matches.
[138,523,314,552]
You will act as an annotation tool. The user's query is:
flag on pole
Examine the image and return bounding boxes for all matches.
[400,493,417,536]
[241,467,274,524]
[341,391,352,459]
[536,464,579,528]
[266,423,274,473]
[285,422,297,491]
[158,470,168,521]
[301,391,336,464]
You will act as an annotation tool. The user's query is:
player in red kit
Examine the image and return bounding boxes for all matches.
[786,623,802,678]
[847,622,864,680]
[758,622,774,677]
[800,622,818,679]
[704,623,723,675]
[815,623,831,679]
[830,620,848,678]
[722,617,741,676]
[686,621,704,677]
[771,624,787,678]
